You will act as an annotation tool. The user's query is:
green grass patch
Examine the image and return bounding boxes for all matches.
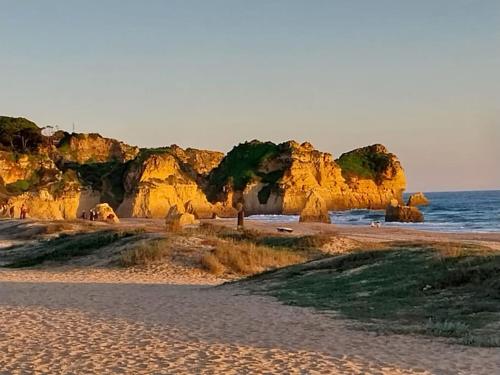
[6,231,137,267]
[245,243,500,346]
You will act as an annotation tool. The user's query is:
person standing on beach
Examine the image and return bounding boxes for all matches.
[81,210,87,220]
[9,206,14,219]
[236,202,244,229]
[20,204,27,220]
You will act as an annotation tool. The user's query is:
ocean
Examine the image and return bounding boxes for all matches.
[248,190,500,233]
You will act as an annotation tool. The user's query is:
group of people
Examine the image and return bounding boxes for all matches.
[0,204,28,219]
[81,209,99,221]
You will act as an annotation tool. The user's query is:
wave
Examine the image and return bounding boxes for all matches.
[248,191,500,233]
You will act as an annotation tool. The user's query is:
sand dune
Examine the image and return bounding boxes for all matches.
[1,269,499,374]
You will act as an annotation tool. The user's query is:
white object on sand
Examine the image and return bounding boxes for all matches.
[277,227,294,233]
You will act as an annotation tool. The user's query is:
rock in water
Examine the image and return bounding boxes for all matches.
[165,204,198,230]
[385,204,424,223]
[299,191,331,223]
[407,192,430,206]
[94,203,120,223]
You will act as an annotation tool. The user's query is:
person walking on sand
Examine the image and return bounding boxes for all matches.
[81,210,87,220]
[9,205,15,219]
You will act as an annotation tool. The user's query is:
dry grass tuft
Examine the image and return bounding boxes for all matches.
[43,222,75,234]
[434,242,493,259]
[201,240,307,276]
[200,253,226,276]
[120,239,171,266]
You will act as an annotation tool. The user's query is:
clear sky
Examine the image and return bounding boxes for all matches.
[1,0,499,192]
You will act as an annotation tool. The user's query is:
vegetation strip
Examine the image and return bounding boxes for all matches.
[244,242,500,347]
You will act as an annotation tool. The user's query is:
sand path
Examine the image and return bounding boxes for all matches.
[1,272,499,374]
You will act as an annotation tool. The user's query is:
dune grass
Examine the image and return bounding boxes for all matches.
[191,223,331,253]
[188,223,325,276]
[201,240,307,276]
[245,241,500,346]
[120,239,172,266]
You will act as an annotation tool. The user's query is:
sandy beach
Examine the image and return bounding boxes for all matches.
[1,218,500,374]
[2,273,500,374]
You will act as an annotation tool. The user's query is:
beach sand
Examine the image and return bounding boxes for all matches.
[1,218,500,374]
[2,272,500,374]
[207,218,500,250]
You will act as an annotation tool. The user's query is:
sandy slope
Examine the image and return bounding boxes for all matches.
[1,270,499,374]
[1,219,500,374]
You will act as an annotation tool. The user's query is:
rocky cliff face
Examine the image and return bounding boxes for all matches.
[209,140,406,215]
[117,147,224,218]
[57,133,139,164]
[0,115,408,220]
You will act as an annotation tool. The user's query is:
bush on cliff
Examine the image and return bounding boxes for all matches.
[0,116,43,153]
[207,140,285,201]
[336,144,392,181]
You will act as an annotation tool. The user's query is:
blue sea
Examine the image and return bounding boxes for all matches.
[248,190,500,233]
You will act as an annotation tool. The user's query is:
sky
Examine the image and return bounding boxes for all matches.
[0,0,499,192]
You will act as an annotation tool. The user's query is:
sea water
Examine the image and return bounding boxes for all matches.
[248,190,500,233]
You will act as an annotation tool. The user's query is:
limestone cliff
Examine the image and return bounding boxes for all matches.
[0,151,56,185]
[207,140,406,215]
[57,132,139,164]
[0,114,408,220]
[117,147,224,218]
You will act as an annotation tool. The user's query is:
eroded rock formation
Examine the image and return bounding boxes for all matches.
[299,190,331,223]
[208,140,406,215]
[57,133,139,164]
[116,147,224,218]
[165,204,198,229]
[407,192,430,206]
[385,199,424,223]
[94,203,120,223]
[0,115,410,220]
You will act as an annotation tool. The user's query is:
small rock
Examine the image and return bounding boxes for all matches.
[299,190,331,224]
[385,204,424,223]
[407,192,430,207]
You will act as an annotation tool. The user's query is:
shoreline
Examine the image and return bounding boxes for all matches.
[204,218,500,250]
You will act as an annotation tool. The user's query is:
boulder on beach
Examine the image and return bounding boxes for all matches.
[385,203,424,223]
[407,192,429,207]
[299,191,331,224]
[94,203,120,223]
[165,204,198,229]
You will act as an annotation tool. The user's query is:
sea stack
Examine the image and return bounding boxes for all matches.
[385,199,424,223]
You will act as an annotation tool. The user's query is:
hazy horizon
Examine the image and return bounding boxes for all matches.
[1,0,499,192]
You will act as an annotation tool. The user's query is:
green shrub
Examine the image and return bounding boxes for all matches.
[6,179,32,194]
[336,145,392,181]
[207,140,284,199]
[0,116,43,152]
